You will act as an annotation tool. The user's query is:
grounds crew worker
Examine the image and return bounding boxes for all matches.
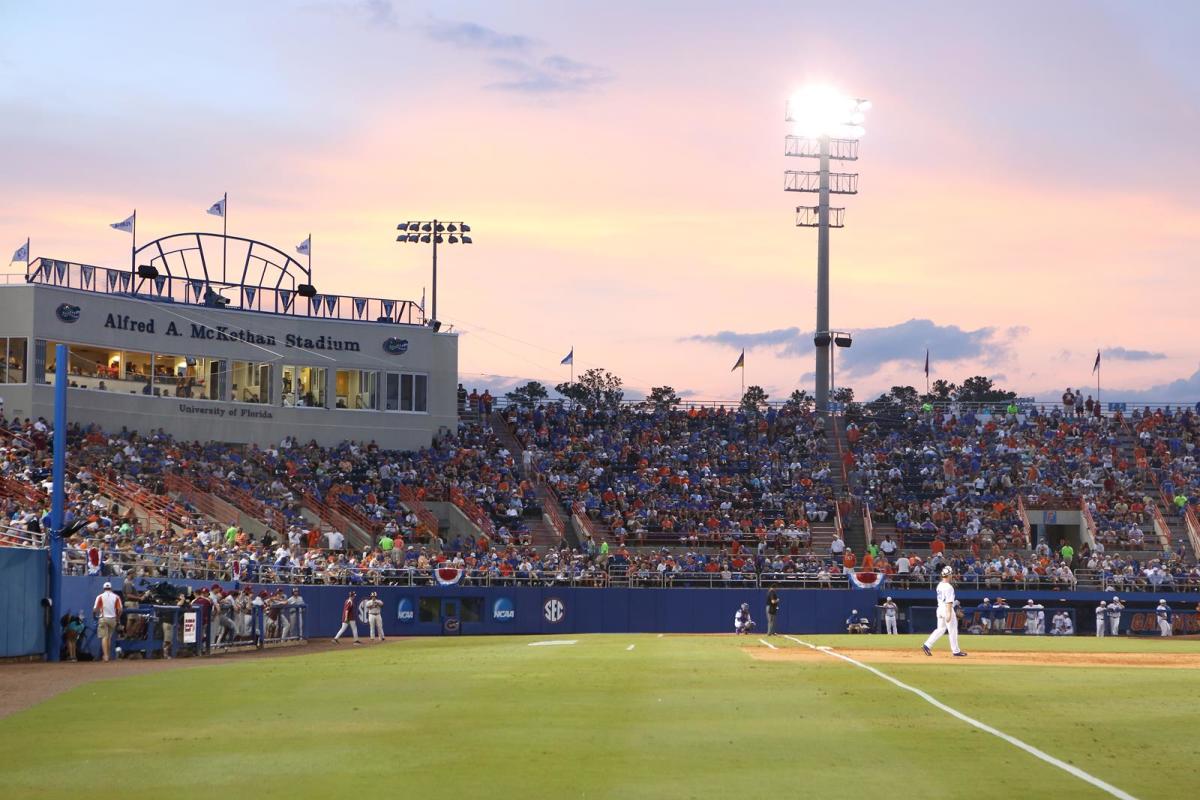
[93,581,123,662]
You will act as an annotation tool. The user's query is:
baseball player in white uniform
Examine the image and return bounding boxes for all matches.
[1095,601,1107,637]
[1023,600,1038,635]
[1107,596,1124,636]
[922,566,967,657]
[1156,600,1172,637]
[366,591,385,641]
[882,597,899,635]
[734,603,755,634]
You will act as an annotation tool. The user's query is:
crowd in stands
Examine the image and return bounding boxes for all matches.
[511,402,837,547]
[4,398,1200,592]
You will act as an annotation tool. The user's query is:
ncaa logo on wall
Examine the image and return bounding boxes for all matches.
[492,597,515,622]
[56,303,81,323]
[397,597,415,623]
[543,597,565,624]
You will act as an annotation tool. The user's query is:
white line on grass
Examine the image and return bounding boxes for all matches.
[784,638,1138,800]
[626,644,635,651]
[758,638,778,650]
[528,640,578,647]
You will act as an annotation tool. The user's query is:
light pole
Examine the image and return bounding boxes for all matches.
[395,220,472,326]
[814,330,853,406]
[784,87,869,413]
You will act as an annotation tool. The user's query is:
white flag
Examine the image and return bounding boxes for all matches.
[110,212,135,233]
[10,240,29,264]
[206,197,226,217]
[296,236,310,255]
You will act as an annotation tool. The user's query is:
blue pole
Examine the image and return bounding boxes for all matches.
[47,343,67,662]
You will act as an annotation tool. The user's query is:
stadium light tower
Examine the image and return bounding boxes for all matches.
[395,220,473,327]
[784,86,869,414]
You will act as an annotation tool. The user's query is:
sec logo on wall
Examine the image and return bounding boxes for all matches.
[543,597,565,624]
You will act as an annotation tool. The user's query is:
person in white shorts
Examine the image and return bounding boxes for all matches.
[922,566,967,657]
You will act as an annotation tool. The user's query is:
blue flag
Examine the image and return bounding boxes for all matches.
[1093,350,1101,373]
[561,348,574,365]
[296,236,310,256]
[206,197,226,217]
[10,240,29,263]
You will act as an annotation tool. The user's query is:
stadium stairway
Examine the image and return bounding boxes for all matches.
[826,416,866,554]
[491,411,580,549]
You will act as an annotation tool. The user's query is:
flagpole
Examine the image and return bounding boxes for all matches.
[570,346,574,383]
[222,191,228,284]
[1097,351,1101,411]
[131,209,137,276]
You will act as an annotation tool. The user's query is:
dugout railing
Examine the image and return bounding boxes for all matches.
[75,604,308,661]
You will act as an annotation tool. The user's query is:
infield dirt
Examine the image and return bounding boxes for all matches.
[746,646,1200,669]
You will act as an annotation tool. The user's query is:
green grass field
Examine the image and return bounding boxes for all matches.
[2,634,1198,799]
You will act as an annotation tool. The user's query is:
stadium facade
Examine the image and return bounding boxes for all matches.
[0,233,457,449]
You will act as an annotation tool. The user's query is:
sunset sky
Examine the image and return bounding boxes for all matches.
[3,1,1200,402]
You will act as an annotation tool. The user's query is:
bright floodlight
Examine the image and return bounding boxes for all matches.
[786,86,869,139]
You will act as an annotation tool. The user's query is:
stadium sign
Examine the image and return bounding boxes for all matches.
[492,597,515,622]
[396,596,415,623]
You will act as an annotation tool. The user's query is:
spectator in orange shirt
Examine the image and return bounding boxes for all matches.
[843,550,857,570]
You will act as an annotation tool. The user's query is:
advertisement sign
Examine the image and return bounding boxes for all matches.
[182,611,198,644]
[492,597,515,622]
[397,597,414,623]
[543,597,565,624]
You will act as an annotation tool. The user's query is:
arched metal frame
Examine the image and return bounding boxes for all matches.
[24,232,423,325]
[136,232,310,293]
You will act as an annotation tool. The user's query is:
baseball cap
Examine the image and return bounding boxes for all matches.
[886,596,892,602]
[102,581,112,589]
[941,566,952,577]
[983,597,990,602]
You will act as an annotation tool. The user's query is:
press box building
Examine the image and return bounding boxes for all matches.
[0,232,457,449]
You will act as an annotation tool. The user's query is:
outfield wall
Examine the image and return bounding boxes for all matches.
[41,576,1200,659]
[58,576,875,646]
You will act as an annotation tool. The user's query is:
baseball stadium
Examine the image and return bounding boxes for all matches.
[4,4,1200,800]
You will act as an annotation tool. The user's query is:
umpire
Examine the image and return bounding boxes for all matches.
[766,588,781,636]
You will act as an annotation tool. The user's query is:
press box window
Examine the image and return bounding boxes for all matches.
[384,371,428,413]
[335,369,377,410]
[282,365,327,408]
[1,338,26,384]
[232,361,272,404]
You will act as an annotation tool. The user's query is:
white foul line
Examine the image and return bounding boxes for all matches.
[626,644,635,651]
[758,638,778,650]
[782,638,1138,800]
